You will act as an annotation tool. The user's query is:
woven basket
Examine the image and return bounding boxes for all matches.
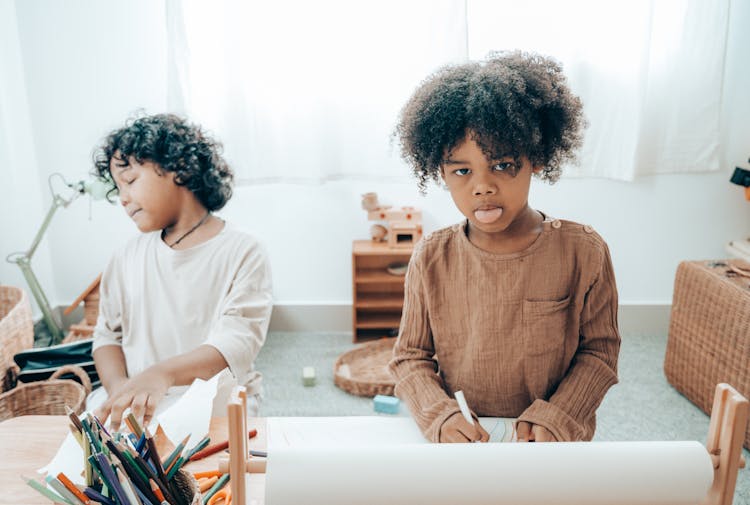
[334,338,396,397]
[0,286,34,392]
[664,260,750,449]
[0,364,92,422]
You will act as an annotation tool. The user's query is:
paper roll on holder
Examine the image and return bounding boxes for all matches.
[702,383,748,505]
[223,383,748,505]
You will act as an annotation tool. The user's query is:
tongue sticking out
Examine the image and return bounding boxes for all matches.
[474,207,503,224]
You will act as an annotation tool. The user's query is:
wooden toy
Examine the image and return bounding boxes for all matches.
[361,193,422,248]
[388,221,421,249]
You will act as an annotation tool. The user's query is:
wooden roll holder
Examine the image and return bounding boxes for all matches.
[217,387,265,505]
[702,383,748,505]
[222,383,748,505]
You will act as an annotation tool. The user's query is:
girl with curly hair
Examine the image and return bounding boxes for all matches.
[389,51,620,443]
[89,113,272,429]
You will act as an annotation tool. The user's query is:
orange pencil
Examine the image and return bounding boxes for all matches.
[188,429,258,461]
[150,478,167,504]
[193,470,224,479]
[56,472,91,505]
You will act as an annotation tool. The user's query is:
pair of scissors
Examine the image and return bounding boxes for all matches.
[207,486,231,505]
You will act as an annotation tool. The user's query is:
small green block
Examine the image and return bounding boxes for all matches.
[302,366,316,386]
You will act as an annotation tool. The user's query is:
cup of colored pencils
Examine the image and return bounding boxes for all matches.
[24,408,204,505]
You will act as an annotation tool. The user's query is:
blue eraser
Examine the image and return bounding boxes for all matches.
[373,394,400,414]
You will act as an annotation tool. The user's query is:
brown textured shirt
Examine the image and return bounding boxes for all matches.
[389,216,620,442]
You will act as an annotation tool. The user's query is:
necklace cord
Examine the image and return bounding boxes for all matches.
[163,211,211,248]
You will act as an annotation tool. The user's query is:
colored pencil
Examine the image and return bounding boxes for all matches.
[150,478,166,503]
[45,475,84,505]
[165,456,185,481]
[21,476,69,505]
[125,412,143,438]
[163,434,190,471]
[134,432,147,454]
[57,472,92,505]
[183,435,210,461]
[108,440,162,505]
[96,452,131,505]
[189,440,229,462]
[143,427,170,486]
[65,405,84,433]
[80,418,102,454]
[133,484,157,505]
[189,429,257,462]
[201,473,230,505]
[84,486,116,505]
[131,449,178,505]
[116,466,140,505]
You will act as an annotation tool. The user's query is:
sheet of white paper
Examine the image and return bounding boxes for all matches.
[157,373,219,450]
[38,431,85,485]
[267,416,515,449]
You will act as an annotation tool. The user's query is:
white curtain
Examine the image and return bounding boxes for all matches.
[467,0,730,180]
[167,0,728,182]
[0,0,57,307]
[167,0,468,183]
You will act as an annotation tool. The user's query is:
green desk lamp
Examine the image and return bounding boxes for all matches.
[6,173,109,344]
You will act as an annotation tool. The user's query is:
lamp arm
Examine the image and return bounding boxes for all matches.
[14,256,64,343]
[4,173,80,344]
[25,194,68,260]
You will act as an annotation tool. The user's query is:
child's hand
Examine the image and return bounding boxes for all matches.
[94,367,173,430]
[515,421,557,442]
[439,412,490,443]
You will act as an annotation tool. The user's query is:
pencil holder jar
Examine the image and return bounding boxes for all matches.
[0,364,91,421]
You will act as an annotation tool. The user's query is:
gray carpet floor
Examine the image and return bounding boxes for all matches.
[255,330,749,504]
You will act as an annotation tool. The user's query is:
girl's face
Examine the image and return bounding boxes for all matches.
[440,135,540,245]
[110,153,184,233]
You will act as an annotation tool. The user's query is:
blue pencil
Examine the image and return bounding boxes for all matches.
[84,486,117,505]
[96,452,130,505]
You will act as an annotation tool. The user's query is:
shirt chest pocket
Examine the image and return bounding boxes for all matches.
[521,296,571,397]
[521,296,571,353]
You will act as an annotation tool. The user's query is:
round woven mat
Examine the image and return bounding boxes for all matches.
[334,337,396,397]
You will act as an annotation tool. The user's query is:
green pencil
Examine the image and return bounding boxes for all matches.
[184,435,211,460]
[21,476,70,505]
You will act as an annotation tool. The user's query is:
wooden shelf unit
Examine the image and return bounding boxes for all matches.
[352,240,413,342]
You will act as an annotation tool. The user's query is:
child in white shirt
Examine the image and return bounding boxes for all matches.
[89,113,273,429]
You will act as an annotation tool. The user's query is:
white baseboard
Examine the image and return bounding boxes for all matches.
[269,303,352,332]
[616,303,671,336]
[269,302,672,336]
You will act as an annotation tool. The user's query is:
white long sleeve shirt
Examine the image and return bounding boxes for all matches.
[92,223,273,408]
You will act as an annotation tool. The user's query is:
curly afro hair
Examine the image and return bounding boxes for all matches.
[396,50,586,192]
[93,113,234,211]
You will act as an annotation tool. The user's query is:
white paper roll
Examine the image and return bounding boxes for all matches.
[265,441,713,505]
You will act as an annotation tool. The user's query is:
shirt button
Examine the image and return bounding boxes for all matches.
[551,220,562,229]
[583,224,593,233]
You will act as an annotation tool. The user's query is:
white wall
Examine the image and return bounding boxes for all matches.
[1,0,748,320]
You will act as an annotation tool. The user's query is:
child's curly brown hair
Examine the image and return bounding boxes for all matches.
[93,113,234,211]
[396,51,586,192]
